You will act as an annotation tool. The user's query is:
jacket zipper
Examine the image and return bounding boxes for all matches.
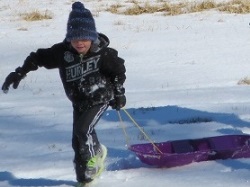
[79,54,84,63]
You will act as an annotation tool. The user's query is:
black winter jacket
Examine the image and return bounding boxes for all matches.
[20,33,126,108]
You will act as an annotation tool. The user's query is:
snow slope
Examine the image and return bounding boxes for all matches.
[1,0,250,186]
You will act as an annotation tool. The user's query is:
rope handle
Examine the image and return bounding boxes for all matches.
[119,108,163,154]
[117,110,130,146]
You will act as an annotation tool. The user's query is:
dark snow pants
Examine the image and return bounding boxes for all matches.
[72,103,108,182]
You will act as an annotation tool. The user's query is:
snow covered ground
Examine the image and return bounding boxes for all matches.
[1,0,250,186]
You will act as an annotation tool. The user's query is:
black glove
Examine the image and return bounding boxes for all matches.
[110,95,126,110]
[2,67,26,93]
[110,79,126,110]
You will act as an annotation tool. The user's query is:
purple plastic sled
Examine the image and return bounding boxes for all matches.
[129,135,250,167]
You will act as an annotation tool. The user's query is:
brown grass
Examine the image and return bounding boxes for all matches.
[106,0,250,16]
[219,0,250,14]
[238,77,250,85]
[106,4,124,14]
[22,10,53,21]
[189,1,217,13]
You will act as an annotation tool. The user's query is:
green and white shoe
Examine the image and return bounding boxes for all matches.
[85,144,108,180]
[75,181,93,187]
[75,182,88,187]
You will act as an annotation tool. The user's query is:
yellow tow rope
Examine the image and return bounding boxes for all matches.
[117,108,163,154]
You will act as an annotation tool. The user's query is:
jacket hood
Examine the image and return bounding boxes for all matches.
[90,33,110,53]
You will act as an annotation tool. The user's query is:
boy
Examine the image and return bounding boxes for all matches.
[2,2,126,186]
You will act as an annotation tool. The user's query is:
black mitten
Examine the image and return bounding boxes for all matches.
[110,95,126,110]
[110,76,126,110]
[2,67,26,93]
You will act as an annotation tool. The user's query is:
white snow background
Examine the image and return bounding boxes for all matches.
[1,0,250,186]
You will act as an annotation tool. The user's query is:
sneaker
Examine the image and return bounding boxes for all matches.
[75,181,91,187]
[75,182,85,187]
[85,144,107,180]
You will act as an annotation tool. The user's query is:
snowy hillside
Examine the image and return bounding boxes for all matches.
[1,0,250,186]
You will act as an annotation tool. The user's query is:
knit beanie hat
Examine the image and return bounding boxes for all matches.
[66,2,98,42]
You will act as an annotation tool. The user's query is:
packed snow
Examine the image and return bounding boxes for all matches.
[1,0,250,186]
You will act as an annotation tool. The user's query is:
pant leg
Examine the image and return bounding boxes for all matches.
[72,103,108,182]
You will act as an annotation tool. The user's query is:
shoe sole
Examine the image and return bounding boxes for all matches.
[75,181,92,187]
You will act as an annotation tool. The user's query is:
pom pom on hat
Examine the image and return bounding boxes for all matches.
[66,2,98,42]
[72,1,85,10]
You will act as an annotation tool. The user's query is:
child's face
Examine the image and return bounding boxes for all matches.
[71,39,92,55]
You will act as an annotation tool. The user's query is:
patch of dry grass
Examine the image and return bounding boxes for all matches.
[21,10,53,21]
[219,0,250,14]
[189,0,217,13]
[106,3,124,14]
[106,0,250,16]
[238,77,250,85]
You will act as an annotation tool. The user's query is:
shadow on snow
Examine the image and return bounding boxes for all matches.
[0,171,75,187]
[103,105,250,134]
